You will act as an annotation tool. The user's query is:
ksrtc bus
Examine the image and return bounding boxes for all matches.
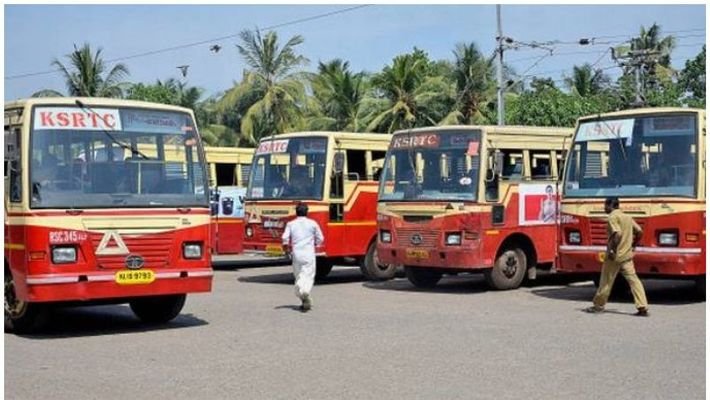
[376,125,573,289]
[4,97,212,331]
[243,132,392,279]
[558,108,705,294]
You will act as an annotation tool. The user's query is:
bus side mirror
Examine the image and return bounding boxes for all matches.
[4,132,18,162]
[494,152,504,176]
[333,152,344,174]
[485,169,499,202]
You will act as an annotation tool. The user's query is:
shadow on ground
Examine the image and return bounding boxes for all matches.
[532,278,704,306]
[237,267,365,286]
[10,305,208,339]
[363,272,588,295]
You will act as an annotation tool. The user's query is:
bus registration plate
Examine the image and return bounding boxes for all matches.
[266,244,285,257]
[406,249,429,260]
[115,270,155,285]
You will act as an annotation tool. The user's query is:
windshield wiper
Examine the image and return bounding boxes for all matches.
[74,100,150,160]
[595,113,627,161]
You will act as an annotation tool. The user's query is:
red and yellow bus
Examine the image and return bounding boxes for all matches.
[376,125,572,289]
[4,97,213,332]
[558,108,705,293]
[204,146,253,255]
[242,132,391,279]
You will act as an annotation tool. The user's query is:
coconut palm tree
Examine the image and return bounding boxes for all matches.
[441,42,495,125]
[631,23,676,67]
[308,59,367,131]
[564,64,611,97]
[32,43,129,98]
[218,29,308,144]
[366,52,454,133]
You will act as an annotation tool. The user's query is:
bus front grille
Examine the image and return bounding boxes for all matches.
[394,228,439,248]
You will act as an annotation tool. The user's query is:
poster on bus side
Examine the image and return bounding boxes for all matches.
[518,183,559,226]
[217,186,247,218]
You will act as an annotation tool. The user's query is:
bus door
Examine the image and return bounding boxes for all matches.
[328,150,346,253]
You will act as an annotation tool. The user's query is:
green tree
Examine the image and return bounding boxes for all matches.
[218,29,309,144]
[367,49,455,133]
[564,64,611,97]
[441,42,495,125]
[308,59,367,131]
[507,83,619,127]
[678,45,706,107]
[33,43,129,98]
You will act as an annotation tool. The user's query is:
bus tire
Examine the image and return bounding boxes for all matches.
[5,269,45,333]
[360,241,396,281]
[130,294,186,324]
[485,248,527,290]
[405,267,442,289]
[315,259,333,281]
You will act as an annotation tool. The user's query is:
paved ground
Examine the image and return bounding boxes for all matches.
[5,266,705,400]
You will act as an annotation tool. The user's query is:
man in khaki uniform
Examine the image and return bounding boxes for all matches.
[586,197,649,316]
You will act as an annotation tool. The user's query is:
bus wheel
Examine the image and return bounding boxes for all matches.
[405,267,442,289]
[360,242,396,281]
[315,259,334,281]
[485,248,527,290]
[130,294,186,324]
[5,270,44,333]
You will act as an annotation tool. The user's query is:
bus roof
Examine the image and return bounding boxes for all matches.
[5,97,195,116]
[577,107,705,122]
[392,125,573,138]
[257,131,391,143]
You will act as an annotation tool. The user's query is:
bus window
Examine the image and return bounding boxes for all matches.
[500,150,523,180]
[530,151,552,180]
[346,149,367,181]
[371,150,386,181]
[216,163,237,186]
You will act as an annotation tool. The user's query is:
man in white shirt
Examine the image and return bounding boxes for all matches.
[282,203,325,312]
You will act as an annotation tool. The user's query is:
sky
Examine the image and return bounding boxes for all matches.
[3,4,706,101]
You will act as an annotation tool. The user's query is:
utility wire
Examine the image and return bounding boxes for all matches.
[5,5,370,81]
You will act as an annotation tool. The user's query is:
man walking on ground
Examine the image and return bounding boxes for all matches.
[586,196,649,316]
[282,203,324,312]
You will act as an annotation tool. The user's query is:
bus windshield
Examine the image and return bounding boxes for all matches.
[30,106,208,208]
[564,113,698,198]
[246,137,327,200]
[379,130,481,201]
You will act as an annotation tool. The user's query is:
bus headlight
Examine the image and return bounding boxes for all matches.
[380,230,391,243]
[445,233,462,246]
[568,231,581,244]
[52,246,77,264]
[183,243,203,259]
[245,226,254,238]
[658,232,678,246]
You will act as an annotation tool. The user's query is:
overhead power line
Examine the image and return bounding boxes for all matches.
[5,5,370,81]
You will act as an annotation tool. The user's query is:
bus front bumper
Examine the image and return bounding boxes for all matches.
[21,268,213,303]
[377,244,486,270]
[558,245,705,276]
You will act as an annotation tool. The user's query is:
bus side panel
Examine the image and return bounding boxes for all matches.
[336,183,378,256]
[215,219,244,254]
[5,221,30,301]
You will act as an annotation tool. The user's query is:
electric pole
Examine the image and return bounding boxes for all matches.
[611,48,661,108]
[496,4,505,126]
